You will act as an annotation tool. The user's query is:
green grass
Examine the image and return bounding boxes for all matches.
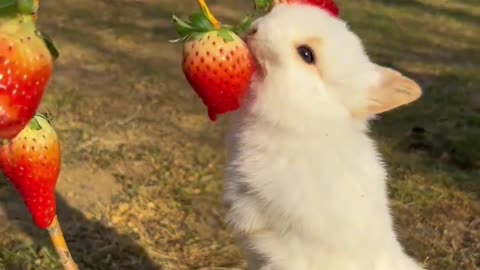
[0,0,479,269]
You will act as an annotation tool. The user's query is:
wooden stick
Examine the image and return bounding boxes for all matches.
[196,0,221,29]
[47,216,79,270]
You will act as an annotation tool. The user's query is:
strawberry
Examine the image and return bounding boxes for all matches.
[0,113,61,229]
[171,0,255,121]
[0,0,58,139]
[257,0,339,17]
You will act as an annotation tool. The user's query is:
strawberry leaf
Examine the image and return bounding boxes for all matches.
[29,117,42,130]
[233,16,253,35]
[0,0,16,9]
[188,13,213,31]
[17,0,35,14]
[172,15,195,38]
[190,31,206,40]
[255,0,270,9]
[0,0,16,16]
[217,28,234,42]
[40,31,59,61]
[37,112,53,124]
[221,24,233,29]
[168,35,190,43]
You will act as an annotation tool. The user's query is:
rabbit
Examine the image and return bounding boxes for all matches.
[222,3,424,270]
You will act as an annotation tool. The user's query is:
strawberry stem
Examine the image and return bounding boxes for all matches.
[196,0,220,30]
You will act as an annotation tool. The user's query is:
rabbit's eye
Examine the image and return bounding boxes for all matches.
[297,45,315,65]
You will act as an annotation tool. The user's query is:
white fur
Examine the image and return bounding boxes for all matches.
[223,5,424,270]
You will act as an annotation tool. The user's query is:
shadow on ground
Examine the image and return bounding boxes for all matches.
[0,183,159,270]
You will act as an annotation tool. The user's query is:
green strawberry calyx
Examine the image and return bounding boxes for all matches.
[255,0,272,10]
[17,0,37,15]
[29,115,42,130]
[0,113,47,145]
[22,112,54,134]
[170,0,254,43]
[0,0,33,16]
[0,0,16,10]
[254,0,289,12]
[36,111,53,124]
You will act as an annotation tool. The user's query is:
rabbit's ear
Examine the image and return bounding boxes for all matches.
[353,66,422,118]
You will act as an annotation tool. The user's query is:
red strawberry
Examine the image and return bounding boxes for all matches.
[171,0,255,121]
[0,113,61,229]
[0,1,58,139]
[256,0,339,17]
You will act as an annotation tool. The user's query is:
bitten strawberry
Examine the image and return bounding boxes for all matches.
[257,0,339,17]
[0,113,61,229]
[171,0,255,121]
[0,0,58,139]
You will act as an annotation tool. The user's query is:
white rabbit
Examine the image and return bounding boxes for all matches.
[223,3,424,270]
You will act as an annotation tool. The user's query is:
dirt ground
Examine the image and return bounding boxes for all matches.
[0,0,479,269]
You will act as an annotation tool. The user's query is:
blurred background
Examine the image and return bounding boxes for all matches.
[0,0,478,269]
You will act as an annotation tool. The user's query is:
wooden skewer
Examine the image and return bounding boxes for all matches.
[195,0,221,29]
[47,216,79,270]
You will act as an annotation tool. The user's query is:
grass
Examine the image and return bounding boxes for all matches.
[0,0,479,269]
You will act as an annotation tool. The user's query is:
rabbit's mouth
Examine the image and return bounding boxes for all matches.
[244,36,266,78]
[243,21,269,73]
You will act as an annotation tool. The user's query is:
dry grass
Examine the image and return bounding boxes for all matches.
[0,0,479,269]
